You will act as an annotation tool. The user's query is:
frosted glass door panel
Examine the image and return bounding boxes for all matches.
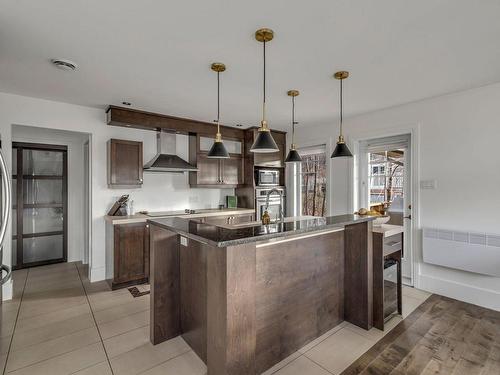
[22,150,63,176]
[23,179,63,204]
[23,235,63,264]
[12,209,16,235]
[23,208,63,234]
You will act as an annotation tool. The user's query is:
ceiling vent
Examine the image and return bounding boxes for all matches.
[51,59,78,71]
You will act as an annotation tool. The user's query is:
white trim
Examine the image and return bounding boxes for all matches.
[419,273,500,312]
[90,265,106,282]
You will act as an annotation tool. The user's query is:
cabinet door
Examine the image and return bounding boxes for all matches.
[221,157,243,185]
[114,223,148,286]
[195,153,220,185]
[108,139,143,187]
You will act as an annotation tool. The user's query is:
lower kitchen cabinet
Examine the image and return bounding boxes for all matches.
[112,222,149,289]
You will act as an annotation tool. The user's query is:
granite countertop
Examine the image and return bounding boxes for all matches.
[104,208,255,224]
[148,214,375,247]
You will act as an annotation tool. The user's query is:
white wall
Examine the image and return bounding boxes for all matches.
[293,82,500,311]
[12,125,89,263]
[0,92,233,299]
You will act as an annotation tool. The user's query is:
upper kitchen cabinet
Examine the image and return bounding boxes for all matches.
[189,135,244,187]
[107,139,143,188]
[245,128,287,168]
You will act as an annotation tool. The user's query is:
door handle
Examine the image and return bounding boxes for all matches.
[403,215,412,220]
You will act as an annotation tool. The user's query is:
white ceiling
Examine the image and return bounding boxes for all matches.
[1,0,500,131]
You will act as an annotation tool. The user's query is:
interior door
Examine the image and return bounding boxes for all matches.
[12,143,68,269]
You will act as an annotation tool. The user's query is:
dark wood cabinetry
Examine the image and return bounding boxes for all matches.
[112,222,149,289]
[107,139,143,187]
[373,231,403,330]
[189,135,244,187]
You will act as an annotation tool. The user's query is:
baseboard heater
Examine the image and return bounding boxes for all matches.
[423,228,500,277]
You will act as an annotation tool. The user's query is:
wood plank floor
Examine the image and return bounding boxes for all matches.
[341,294,500,375]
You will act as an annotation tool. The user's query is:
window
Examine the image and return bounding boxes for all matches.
[299,145,327,217]
[368,150,404,205]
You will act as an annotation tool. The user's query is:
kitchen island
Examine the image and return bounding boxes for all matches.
[148,214,374,375]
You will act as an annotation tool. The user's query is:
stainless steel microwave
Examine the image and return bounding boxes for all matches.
[256,169,279,186]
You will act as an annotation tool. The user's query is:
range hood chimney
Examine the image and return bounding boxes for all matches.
[143,131,198,173]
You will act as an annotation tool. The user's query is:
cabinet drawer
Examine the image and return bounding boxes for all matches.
[383,233,403,256]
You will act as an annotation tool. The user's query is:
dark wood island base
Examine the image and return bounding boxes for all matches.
[149,216,373,375]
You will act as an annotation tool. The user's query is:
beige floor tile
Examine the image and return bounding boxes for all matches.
[72,360,113,375]
[98,309,149,340]
[141,350,206,375]
[0,335,12,355]
[109,336,190,375]
[304,327,374,374]
[402,294,425,318]
[344,314,403,342]
[90,292,136,312]
[7,342,106,375]
[15,303,91,333]
[103,325,150,358]
[18,294,87,319]
[260,351,302,375]
[298,321,347,354]
[1,313,17,339]
[23,280,84,296]
[1,353,7,372]
[11,312,95,350]
[273,356,330,375]
[1,300,21,315]
[6,326,100,372]
[402,285,431,301]
[94,296,149,324]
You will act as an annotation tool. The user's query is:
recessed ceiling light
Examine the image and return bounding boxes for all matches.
[51,59,77,71]
[236,124,243,127]
[122,101,132,106]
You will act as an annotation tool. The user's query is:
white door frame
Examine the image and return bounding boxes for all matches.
[350,123,421,289]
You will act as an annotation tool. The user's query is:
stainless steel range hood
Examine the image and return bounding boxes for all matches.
[143,131,198,173]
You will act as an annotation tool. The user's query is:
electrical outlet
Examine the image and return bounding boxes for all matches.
[180,236,188,246]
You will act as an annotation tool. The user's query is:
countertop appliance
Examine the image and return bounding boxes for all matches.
[255,187,285,222]
[0,146,12,288]
[255,168,280,186]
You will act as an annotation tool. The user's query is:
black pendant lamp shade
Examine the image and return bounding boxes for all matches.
[331,71,353,158]
[207,62,230,159]
[331,142,353,158]
[250,28,279,153]
[285,149,302,163]
[285,89,302,163]
[207,140,229,158]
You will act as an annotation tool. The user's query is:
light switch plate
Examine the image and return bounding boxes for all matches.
[180,236,188,246]
[420,180,437,190]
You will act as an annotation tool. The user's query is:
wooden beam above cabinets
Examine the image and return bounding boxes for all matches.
[106,105,245,139]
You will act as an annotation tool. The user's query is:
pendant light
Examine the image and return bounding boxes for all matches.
[207,62,230,158]
[331,71,353,158]
[250,28,279,153]
[285,90,302,163]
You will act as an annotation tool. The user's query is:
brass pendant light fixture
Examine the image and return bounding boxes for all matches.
[250,28,279,153]
[331,71,353,158]
[285,90,302,163]
[207,62,230,159]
